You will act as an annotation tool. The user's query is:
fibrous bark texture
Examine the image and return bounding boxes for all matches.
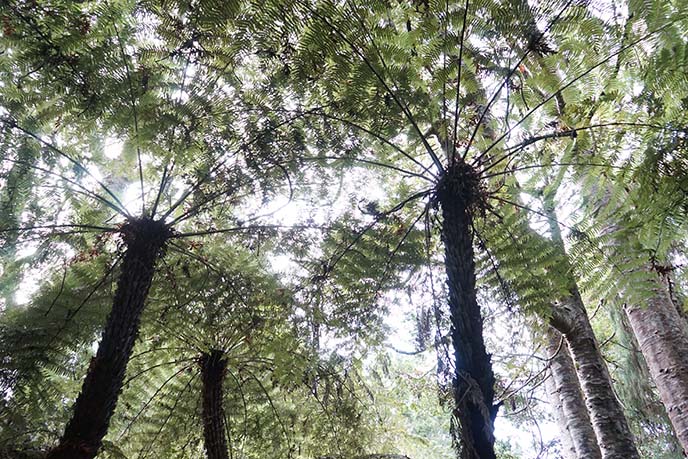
[200,349,230,459]
[47,218,169,459]
[625,277,688,455]
[552,290,640,459]
[438,163,497,459]
[545,326,601,459]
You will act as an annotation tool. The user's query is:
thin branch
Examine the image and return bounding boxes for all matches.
[452,0,470,165]
[478,22,679,161]
[113,23,145,215]
[463,0,577,159]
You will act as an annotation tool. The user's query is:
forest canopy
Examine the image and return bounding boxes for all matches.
[0,0,687,458]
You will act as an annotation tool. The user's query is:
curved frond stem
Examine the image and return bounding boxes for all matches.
[471,222,516,311]
[0,224,115,234]
[151,161,175,220]
[138,372,199,459]
[477,22,680,162]
[371,202,430,299]
[299,109,438,180]
[113,22,145,216]
[123,358,196,387]
[300,156,434,182]
[1,158,126,216]
[153,318,203,352]
[48,253,123,346]
[482,161,625,179]
[225,369,250,451]
[129,347,192,361]
[243,369,292,451]
[300,1,445,174]
[327,188,433,272]
[452,0,470,165]
[0,121,131,217]
[491,195,576,231]
[480,122,673,174]
[171,224,329,239]
[44,260,68,317]
[463,0,577,160]
[159,108,321,222]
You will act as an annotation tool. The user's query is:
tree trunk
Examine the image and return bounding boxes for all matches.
[438,164,497,459]
[544,364,576,459]
[544,201,639,459]
[545,326,602,459]
[47,218,169,459]
[200,350,230,459]
[551,290,640,459]
[625,277,688,454]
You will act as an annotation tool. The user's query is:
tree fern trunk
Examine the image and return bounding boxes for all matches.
[553,291,640,459]
[545,326,602,459]
[625,278,688,454]
[200,350,230,459]
[438,169,497,459]
[47,218,169,459]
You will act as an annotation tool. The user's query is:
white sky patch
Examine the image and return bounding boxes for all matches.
[104,138,124,159]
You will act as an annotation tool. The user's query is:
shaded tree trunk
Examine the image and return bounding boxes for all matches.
[200,350,230,459]
[545,326,602,459]
[438,163,497,459]
[625,276,688,454]
[47,218,169,459]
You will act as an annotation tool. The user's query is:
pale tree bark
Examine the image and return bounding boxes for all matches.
[551,291,639,459]
[544,202,639,459]
[545,327,602,459]
[544,366,576,459]
[625,276,688,454]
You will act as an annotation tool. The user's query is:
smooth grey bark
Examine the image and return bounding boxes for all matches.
[551,291,639,459]
[544,365,576,459]
[544,203,639,459]
[545,327,602,459]
[625,276,688,455]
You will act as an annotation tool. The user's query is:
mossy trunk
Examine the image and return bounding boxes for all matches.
[47,219,169,459]
[201,350,230,459]
[545,326,602,459]
[439,183,496,459]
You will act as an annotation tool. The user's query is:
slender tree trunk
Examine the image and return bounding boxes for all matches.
[545,326,602,459]
[544,202,639,459]
[551,289,639,459]
[544,364,576,459]
[47,218,169,459]
[625,276,688,454]
[438,163,497,459]
[200,350,230,459]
